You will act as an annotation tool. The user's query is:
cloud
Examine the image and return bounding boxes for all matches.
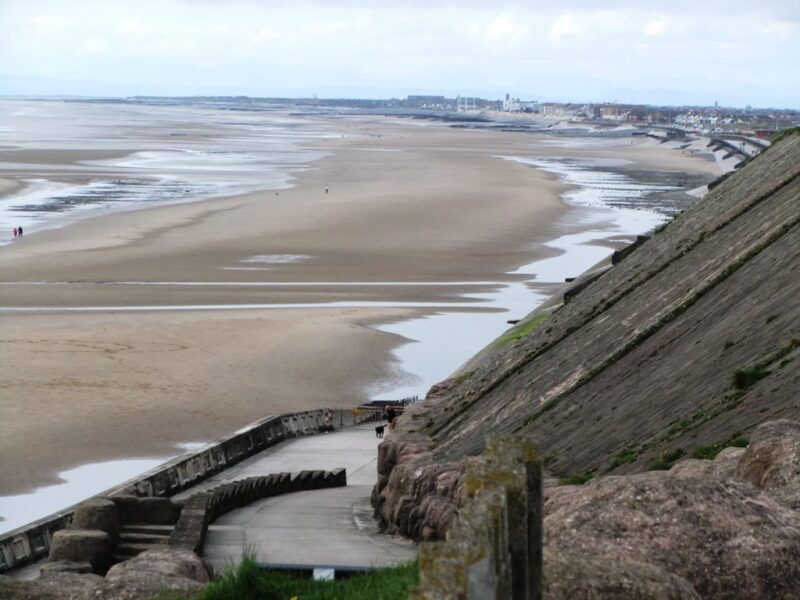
[547,13,582,44]
[27,14,76,38]
[643,18,666,36]
[758,20,799,37]
[79,37,108,55]
[0,0,797,106]
[484,14,528,42]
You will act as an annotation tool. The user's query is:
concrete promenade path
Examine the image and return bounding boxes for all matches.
[173,425,416,573]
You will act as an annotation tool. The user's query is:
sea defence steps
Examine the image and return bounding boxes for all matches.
[0,406,379,573]
[38,469,347,576]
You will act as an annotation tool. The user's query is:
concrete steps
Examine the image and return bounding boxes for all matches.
[112,524,173,564]
[120,524,174,537]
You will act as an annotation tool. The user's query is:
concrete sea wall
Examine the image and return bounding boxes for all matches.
[373,132,800,542]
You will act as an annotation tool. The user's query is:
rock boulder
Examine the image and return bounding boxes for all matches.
[48,529,112,574]
[545,470,800,599]
[104,548,209,590]
[72,499,118,542]
[39,560,94,576]
[0,572,103,600]
[736,419,800,509]
[544,549,700,599]
[668,447,745,480]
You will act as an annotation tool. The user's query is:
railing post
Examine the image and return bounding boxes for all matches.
[414,434,543,600]
[483,437,543,600]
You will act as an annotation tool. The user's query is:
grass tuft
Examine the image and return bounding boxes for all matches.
[692,435,750,460]
[728,436,749,448]
[691,444,723,460]
[605,445,640,472]
[558,470,594,486]
[732,367,771,390]
[197,555,419,600]
[495,315,549,346]
[649,448,685,471]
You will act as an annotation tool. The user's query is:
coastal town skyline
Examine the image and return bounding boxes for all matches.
[1,0,798,108]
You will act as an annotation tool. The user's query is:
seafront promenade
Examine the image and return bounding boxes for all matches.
[1,409,417,578]
[173,426,416,572]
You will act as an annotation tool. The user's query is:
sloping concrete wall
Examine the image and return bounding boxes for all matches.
[374,133,800,542]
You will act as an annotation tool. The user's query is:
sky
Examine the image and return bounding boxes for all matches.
[0,0,798,107]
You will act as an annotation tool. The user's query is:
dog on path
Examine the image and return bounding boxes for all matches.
[375,424,386,438]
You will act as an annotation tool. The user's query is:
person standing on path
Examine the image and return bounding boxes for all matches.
[325,185,329,194]
[386,407,397,431]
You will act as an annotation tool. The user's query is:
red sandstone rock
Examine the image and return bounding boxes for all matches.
[544,470,800,599]
[736,419,800,509]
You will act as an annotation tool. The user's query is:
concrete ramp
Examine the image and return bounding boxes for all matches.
[174,428,416,572]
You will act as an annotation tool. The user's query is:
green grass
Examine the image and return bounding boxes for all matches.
[495,315,549,346]
[605,445,641,473]
[769,126,800,145]
[728,436,749,448]
[195,556,419,600]
[732,367,771,389]
[558,470,594,486]
[691,444,723,460]
[648,448,685,471]
[733,339,800,390]
[691,435,749,460]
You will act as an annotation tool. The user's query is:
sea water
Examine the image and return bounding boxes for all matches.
[0,99,331,243]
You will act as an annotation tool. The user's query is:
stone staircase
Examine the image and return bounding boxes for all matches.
[112,524,174,564]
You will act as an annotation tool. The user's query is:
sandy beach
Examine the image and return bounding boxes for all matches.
[0,111,721,497]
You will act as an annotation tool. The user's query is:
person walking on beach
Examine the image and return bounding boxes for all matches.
[12,227,17,238]
[17,226,23,237]
[325,185,329,194]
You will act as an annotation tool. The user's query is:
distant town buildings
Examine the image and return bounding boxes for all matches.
[405,95,449,109]
[109,94,798,137]
[502,94,539,113]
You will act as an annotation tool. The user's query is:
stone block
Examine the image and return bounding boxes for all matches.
[111,495,145,524]
[140,497,177,524]
[40,560,94,575]
[484,436,543,600]
[293,470,314,490]
[48,529,112,574]
[72,499,118,543]
[328,468,347,487]
[274,473,291,494]
[415,434,543,600]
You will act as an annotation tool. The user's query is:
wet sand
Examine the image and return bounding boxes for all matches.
[0,116,720,495]
[0,179,20,197]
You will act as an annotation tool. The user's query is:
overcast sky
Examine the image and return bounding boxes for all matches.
[0,0,797,107]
